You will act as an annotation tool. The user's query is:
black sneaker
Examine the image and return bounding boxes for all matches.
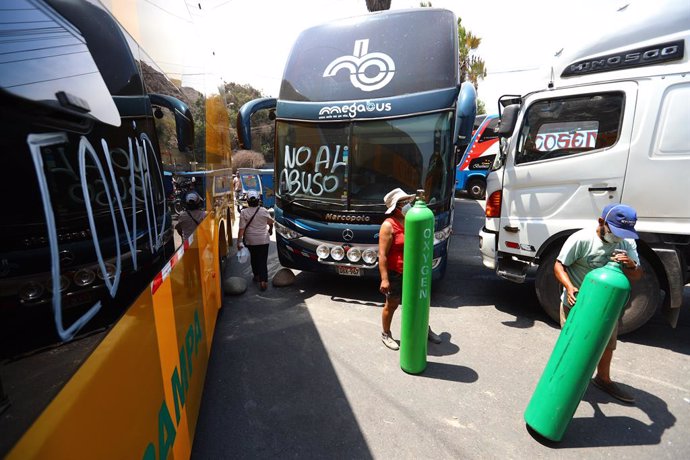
[591,375,635,404]
[427,326,442,344]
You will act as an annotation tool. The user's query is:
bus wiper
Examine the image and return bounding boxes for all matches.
[281,196,344,210]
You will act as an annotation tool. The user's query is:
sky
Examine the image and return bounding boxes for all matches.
[113,0,627,112]
[199,0,627,113]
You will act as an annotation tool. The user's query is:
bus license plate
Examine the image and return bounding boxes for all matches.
[337,265,361,276]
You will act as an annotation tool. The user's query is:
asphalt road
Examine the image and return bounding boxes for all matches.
[192,197,690,459]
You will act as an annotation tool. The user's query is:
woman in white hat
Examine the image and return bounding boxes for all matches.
[378,188,442,350]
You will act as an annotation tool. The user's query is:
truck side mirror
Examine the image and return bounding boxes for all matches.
[497,104,520,138]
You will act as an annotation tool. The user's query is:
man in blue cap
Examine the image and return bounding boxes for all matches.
[553,203,643,404]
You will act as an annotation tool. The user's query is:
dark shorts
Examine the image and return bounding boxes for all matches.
[387,271,403,299]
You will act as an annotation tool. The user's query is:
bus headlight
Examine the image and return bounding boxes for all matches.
[434,226,452,244]
[362,248,377,264]
[97,263,117,280]
[275,221,301,240]
[330,246,345,261]
[316,244,331,259]
[346,247,362,262]
[74,268,96,287]
[19,281,44,301]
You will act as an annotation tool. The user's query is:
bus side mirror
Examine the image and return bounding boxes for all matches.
[497,104,520,138]
[237,97,277,150]
[454,82,477,149]
[149,93,194,152]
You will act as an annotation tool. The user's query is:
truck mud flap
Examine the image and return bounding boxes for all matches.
[653,247,684,328]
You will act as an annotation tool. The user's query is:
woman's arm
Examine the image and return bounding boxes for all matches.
[378,221,393,295]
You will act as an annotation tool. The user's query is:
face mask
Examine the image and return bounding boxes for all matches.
[604,231,623,244]
[400,203,411,216]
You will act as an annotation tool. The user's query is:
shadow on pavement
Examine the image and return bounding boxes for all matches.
[527,384,676,448]
[420,361,479,383]
[427,332,460,357]
[620,286,690,356]
[192,252,372,458]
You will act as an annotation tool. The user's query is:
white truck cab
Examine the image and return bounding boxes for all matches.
[479,0,690,333]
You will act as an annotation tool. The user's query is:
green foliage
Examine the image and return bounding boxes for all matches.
[477,99,487,115]
[457,18,487,88]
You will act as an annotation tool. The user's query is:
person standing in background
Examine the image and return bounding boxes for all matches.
[238,190,274,291]
[175,191,206,239]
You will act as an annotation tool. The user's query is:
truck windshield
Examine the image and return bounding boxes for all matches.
[276,112,453,209]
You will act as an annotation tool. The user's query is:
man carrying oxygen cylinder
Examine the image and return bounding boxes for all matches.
[554,204,643,404]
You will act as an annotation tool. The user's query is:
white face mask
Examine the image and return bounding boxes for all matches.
[604,231,623,244]
[400,203,412,216]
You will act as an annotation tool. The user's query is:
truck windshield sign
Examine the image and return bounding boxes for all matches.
[535,122,599,151]
[562,40,684,77]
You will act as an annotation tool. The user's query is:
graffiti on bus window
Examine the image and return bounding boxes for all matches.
[279,144,348,197]
[28,132,167,341]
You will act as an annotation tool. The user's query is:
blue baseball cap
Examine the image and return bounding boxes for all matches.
[602,204,638,239]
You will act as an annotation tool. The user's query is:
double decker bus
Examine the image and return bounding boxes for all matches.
[0,1,232,458]
[238,8,476,279]
[455,114,499,200]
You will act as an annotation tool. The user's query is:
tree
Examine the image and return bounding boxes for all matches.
[365,0,391,11]
[458,19,487,88]
[232,149,267,171]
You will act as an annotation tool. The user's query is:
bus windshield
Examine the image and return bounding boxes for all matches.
[276,111,453,209]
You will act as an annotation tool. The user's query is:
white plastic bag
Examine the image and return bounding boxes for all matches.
[237,245,250,264]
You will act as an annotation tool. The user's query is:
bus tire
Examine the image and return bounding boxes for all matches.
[535,248,662,334]
[466,178,486,200]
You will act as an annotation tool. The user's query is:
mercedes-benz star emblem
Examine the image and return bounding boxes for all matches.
[342,229,354,241]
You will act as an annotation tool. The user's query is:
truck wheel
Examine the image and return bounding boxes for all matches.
[535,248,662,334]
[467,178,486,200]
[535,248,562,324]
[618,255,661,334]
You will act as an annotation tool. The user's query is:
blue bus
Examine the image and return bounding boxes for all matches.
[455,114,499,199]
[237,8,476,279]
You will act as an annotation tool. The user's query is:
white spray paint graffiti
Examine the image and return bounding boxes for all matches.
[28,131,168,341]
[279,144,348,196]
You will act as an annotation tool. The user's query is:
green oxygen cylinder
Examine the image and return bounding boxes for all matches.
[400,190,435,374]
[524,261,631,441]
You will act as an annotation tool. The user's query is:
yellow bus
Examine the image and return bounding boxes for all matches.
[0,1,233,458]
